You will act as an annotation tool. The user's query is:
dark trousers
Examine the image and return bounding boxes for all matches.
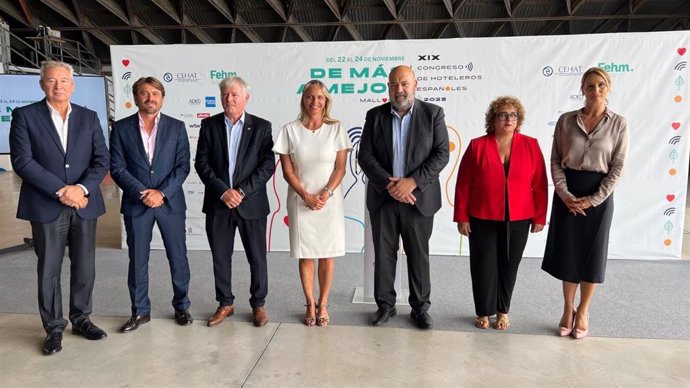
[124,209,191,316]
[468,217,529,316]
[31,207,96,334]
[371,200,434,312]
[206,210,268,308]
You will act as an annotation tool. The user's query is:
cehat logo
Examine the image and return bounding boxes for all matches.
[163,72,174,82]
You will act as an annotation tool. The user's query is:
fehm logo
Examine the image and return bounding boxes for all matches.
[597,62,633,73]
[205,96,216,107]
[210,70,237,80]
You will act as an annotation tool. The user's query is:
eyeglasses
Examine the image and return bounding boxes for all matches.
[497,112,519,121]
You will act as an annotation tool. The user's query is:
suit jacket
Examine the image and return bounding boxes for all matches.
[9,99,109,223]
[453,132,548,224]
[110,113,190,218]
[358,99,450,217]
[194,111,275,220]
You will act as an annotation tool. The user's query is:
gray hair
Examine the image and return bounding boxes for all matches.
[219,76,250,95]
[40,60,74,82]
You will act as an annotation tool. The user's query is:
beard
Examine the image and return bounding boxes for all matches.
[391,93,413,112]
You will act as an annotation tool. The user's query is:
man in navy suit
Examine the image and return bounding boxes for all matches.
[9,60,110,354]
[358,65,449,330]
[110,77,192,332]
[194,76,274,327]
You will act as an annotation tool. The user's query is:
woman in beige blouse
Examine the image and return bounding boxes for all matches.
[542,67,629,339]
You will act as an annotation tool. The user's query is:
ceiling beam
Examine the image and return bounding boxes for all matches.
[95,0,129,25]
[150,0,181,24]
[453,0,469,17]
[207,0,263,43]
[322,0,361,41]
[13,13,690,32]
[0,0,32,27]
[631,0,651,14]
[38,0,79,25]
[453,21,467,37]
[323,0,340,20]
[442,0,453,17]
[399,23,413,39]
[504,0,512,17]
[382,0,397,19]
[571,0,589,15]
[264,0,312,42]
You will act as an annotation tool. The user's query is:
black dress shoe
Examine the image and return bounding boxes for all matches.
[372,307,397,326]
[42,332,62,355]
[175,309,193,326]
[72,320,108,340]
[120,315,151,333]
[411,310,433,330]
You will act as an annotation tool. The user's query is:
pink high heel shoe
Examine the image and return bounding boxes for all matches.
[558,310,576,337]
[572,313,589,339]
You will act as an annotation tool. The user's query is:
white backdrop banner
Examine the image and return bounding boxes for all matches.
[111,31,690,260]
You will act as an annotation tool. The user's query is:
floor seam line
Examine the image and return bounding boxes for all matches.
[241,322,281,387]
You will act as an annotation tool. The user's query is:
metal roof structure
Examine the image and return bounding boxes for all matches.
[1,0,689,72]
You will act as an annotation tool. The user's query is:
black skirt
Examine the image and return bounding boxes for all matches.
[542,169,614,283]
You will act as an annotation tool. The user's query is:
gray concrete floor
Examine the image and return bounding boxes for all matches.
[1,171,689,387]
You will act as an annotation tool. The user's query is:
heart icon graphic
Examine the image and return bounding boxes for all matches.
[122,59,130,67]
[672,122,681,130]
[667,194,675,202]
[382,98,388,103]
[678,48,687,56]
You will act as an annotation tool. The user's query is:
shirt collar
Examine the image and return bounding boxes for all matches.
[225,112,246,128]
[137,112,161,128]
[46,100,72,118]
[390,101,414,119]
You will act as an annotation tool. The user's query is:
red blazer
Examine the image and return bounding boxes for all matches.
[454,132,548,224]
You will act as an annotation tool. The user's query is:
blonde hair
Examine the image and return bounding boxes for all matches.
[580,67,612,94]
[298,80,337,125]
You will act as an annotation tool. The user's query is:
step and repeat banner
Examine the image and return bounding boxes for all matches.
[111,31,690,259]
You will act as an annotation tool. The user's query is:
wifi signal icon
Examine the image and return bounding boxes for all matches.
[664,207,676,216]
[467,62,474,71]
[122,72,132,80]
[675,61,687,71]
[348,126,362,146]
[669,135,681,145]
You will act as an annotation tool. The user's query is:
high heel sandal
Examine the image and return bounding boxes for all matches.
[494,313,510,330]
[558,310,576,337]
[303,304,316,327]
[316,304,330,327]
[474,316,489,329]
[572,312,589,339]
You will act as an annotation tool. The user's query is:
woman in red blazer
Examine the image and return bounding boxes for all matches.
[454,96,548,330]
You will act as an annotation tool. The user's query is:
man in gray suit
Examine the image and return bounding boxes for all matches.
[358,65,449,330]
[10,61,109,354]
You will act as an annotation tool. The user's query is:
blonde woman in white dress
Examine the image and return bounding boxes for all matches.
[273,80,352,326]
